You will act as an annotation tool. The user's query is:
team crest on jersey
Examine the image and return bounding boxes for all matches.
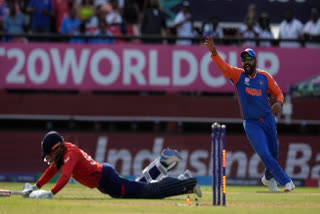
[259,79,264,86]
[244,77,250,86]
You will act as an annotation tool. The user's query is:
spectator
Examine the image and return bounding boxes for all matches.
[76,0,94,23]
[86,5,109,35]
[244,3,257,27]
[239,3,259,36]
[303,8,320,48]
[140,0,167,44]
[3,2,27,38]
[0,0,21,19]
[238,16,259,47]
[27,0,55,34]
[60,6,83,43]
[52,0,71,33]
[99,3,124,43]
[279,8,303,47]
[173,1,194,45]
[122,0,140,38]
[88,20,114,44]
[86,5,102,35]
[257,13,274,47]
[202,17,223,39]
[105,1,122,26]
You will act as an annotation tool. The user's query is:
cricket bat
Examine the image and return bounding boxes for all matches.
[0,189,24,197]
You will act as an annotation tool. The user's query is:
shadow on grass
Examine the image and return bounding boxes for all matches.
[256,191,285,194]
[55,197,111,200]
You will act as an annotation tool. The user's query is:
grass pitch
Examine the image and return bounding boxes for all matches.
[0,182,319,214]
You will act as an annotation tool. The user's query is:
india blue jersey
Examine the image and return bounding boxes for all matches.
[211,53,284,120]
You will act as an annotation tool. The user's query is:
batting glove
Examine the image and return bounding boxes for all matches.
[29,190,54,199]
[22,183,37,198]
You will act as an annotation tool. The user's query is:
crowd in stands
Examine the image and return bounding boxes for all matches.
[0,0,319,47]
[236,4,320,48]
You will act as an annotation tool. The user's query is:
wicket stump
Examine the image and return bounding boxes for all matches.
[211,122,226,206]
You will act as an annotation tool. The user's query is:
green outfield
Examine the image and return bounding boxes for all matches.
[0,182,319,214]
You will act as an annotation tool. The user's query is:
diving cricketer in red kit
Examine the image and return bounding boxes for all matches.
[21,131,202,199]
[204,36,295,192]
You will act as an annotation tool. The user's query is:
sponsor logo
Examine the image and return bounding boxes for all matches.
[94,136,320,180]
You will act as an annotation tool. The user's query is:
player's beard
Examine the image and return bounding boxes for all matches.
[243,61,256,76]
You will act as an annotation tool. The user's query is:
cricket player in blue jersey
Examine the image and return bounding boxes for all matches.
[204,36,295,192]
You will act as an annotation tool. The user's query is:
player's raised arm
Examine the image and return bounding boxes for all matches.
[204,36,218,56]
[203,37,242,83]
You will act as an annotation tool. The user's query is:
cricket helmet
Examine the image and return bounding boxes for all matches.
[41,131,65,169]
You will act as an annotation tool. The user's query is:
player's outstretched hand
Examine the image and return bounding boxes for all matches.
[29,190,54,199]
[203,36,217,55]
[271,101,282,117]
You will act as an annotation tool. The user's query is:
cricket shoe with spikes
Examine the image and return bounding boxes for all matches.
[193,184,202,198]
[283,180,295,192]
[261,176,280,192]
[160,148,183,167]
